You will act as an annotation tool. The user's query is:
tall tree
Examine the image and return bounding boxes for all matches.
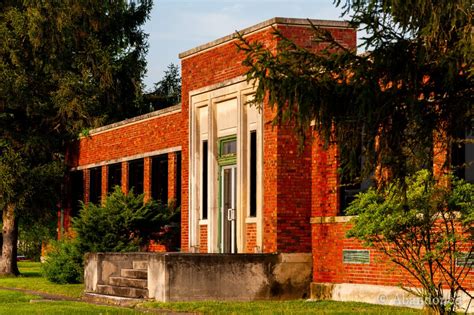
[239,0,472,183]
[145,63,181,111]
[0,0,152,275]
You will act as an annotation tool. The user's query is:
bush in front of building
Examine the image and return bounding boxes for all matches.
[346,170,473,314]
[42,239,83,284]
[43,187,179,283]
[73,186,179,254]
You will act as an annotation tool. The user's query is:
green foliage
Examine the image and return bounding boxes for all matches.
[238,0,473,182]
[42,240,83,284]
[145,63,181,111]
[73,187,179,254]
[347,170,473,314]
[0,0,152,274]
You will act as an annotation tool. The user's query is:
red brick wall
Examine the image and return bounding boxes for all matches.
[312,222,473,290]
[245,223,257,253]
[275,126,312,253]
[311,136,340,217]
[182,23,356,254]
[199,225,208,253]
[68,111,183,167]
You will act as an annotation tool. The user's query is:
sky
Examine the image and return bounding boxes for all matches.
[142,0,348,90]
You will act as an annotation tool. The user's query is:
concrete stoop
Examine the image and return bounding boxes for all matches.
[95,260,149,299]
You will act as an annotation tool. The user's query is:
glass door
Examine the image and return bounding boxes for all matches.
[221,165,237,253]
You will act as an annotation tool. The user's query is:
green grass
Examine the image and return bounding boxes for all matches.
[0,289,142,314]
[0,262,83,298]
[140,300,421,314]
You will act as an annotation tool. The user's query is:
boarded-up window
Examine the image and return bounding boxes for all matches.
[70,170,83,217]
[108,163,122,193]
[152,154,168,204]
[89,167,102,205]
[128,159,144,195]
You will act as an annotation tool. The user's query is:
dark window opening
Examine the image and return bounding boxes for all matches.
[452,128,474,183]
[176,151,182,207]
[202,141,208,220]
[249,131,257,217]
[89,167,102,205]
[152,154,168,204]
[108,163,122,193]
[128,159,144,195]
[70,171,83,217]
[339,145,363,215]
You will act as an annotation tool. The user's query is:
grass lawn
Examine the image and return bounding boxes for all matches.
[0,261,83,299]
[140,300,421,314]
[0,289,142,314]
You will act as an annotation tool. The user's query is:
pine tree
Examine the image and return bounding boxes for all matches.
[239,0,472,183]
[145,63,181,111]
[0,0,152,275]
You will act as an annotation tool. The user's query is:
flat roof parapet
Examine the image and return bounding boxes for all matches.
[84,104,181,137]
[179,17,351,59]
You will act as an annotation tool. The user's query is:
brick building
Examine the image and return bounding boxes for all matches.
[65,18,473,307]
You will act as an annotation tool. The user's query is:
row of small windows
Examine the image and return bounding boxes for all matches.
[69,153,181,216]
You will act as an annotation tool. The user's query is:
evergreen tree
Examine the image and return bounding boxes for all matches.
[239,0,472,183]
[0,0,152,275]
[145,63,181,111]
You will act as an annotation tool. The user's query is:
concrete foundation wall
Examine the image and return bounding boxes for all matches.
[85,252,312,302]
[310,282,474,313]
[84,252,151,292]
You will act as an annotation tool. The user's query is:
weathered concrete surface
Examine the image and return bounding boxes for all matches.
[84,252,151,293]
[310,282,474,313]
[85,252,312,302]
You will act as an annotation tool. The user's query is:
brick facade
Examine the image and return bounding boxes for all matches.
[63,17,472,297]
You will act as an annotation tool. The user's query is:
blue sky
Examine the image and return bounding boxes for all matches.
[142,0,348,90]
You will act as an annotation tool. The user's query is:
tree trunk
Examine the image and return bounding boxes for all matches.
[0,203,19,276]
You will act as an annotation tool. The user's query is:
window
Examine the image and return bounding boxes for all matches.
[128,159,144,195]
[452,128,474,183]
[108,163,122,193]
[221,139,237,156]
[176,151,182,207]
[152,154,168,204]
[89,167,102,204]
[249,131,257,217]
[70,171,83,217]
[202,141,208,220]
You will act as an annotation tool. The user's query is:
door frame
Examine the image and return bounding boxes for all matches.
[217,136,237,253]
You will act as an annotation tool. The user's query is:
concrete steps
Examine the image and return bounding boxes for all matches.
[95,260,149,299]
[109,276,147,289]
[121,268,147,279]
[96,284,148,299]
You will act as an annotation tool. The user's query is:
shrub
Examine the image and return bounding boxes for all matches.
[42,239,83,284]
[347,170,473,314]
[73,187,179,254]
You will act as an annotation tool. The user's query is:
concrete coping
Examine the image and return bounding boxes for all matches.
[82,104,181,137]
[179,17,352,59]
